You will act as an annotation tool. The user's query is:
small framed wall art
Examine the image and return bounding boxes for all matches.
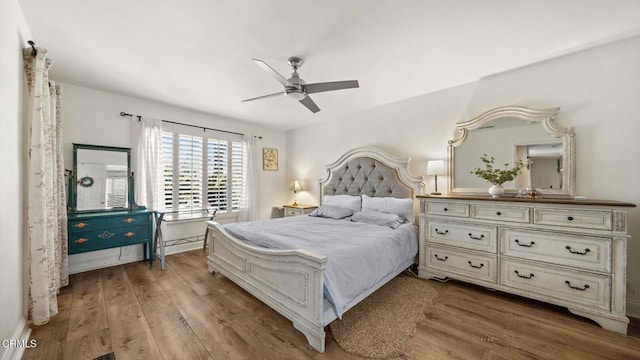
[262,147,278,171]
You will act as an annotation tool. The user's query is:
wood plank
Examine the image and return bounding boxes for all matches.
[165,252,318,360]
[22,284,73,360]
[66,270,108,341]
[145,259,264,360]
[100,265,163,360]
[123,262,212,360]
[62,328,112,360]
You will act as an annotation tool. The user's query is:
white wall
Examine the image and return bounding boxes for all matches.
[61,83,287,273]
[0,0,31,358]
[286,35,640,316]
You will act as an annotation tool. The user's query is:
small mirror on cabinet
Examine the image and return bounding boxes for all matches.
[72,144,131,212]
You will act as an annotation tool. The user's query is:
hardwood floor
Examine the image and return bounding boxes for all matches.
[24,250,640,360]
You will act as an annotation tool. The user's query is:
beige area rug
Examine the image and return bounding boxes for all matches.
[329,275,439,359]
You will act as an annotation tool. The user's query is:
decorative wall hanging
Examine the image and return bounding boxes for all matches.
[78,176,94,187]
[263,148,278,171]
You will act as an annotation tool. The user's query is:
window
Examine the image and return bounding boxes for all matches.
[161,127,245,214]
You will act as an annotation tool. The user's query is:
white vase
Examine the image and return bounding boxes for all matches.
[488,184,505,197]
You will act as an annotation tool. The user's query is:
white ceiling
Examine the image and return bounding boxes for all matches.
[18,0,640,131]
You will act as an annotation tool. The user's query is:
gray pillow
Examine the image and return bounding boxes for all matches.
[309,205,355,220]
[323,194,362,212]
[351,210,407,229]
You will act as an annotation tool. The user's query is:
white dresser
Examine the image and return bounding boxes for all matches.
[417,195,635,334]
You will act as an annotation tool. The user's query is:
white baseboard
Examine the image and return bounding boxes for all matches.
[627,299,640,319]
[1,317,31,360]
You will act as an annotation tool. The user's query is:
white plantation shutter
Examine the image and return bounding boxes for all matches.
[178,134,204,209]
[207,139,229,211]
[161,126,245,214]
[161,131,175,209]
[231,141,246,211]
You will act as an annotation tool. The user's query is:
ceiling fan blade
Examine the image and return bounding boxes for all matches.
[304,80,359,94]
[299,96,320,113]
[252,59,292,87]
[241,91,284,102]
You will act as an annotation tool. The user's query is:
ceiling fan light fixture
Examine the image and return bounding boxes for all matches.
[285,89,306,101]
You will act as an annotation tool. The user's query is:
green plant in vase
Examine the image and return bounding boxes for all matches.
[470,154,531,197]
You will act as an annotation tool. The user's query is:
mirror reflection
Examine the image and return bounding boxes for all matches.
[454,119,563,190]
[74,146,129,211]
[448,106,575,196]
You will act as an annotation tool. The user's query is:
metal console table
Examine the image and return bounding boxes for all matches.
[153,207,217,270]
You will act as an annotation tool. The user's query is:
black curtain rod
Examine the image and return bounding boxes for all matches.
[120,111,261,139]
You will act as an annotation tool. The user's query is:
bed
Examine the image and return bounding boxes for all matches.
[206,146,425,352]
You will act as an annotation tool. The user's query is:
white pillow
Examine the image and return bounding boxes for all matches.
[323,194,362,212]
[351,211,407,229]
[309,205,355,220]
[361,194,414,220]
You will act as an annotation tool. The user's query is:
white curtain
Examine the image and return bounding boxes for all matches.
[238,135,259,222]
[133,117,163,210]
[23,47,68,325]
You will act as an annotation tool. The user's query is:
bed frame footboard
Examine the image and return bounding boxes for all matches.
[206,221,329,352]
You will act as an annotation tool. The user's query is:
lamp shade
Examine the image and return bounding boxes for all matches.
[427,160,446,176]
[289,180,303,192]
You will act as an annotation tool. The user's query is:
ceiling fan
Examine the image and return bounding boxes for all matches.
[241,56,359,113]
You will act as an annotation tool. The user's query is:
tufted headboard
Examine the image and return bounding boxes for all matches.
[319,147,425,221]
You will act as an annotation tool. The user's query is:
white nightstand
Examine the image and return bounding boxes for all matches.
[282,204,317,217]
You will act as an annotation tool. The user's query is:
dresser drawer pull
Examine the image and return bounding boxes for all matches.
[443,208,448,211]
[565,281,590,291]
[74,238,88,244]
[496,211,501,216]
[98,231,115,239]
[514,239,535,247]
[434,228,449,235]
[567,216,574,221]
[565,246,590,255]
[467,261,484,269]
[124,218,135,223]
[73,222,89,229]
[468,233,485,240]
[124,232,135,237]
[514,270,535,279]
[434,254,448,261]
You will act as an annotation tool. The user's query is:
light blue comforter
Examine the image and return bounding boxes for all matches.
[224,215,418,318]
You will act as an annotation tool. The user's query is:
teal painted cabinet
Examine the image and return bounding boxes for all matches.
[68,209,154,265]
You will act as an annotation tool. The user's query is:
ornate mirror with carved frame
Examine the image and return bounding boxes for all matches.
[447,106,575,197]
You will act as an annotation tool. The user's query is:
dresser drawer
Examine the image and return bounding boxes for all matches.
[68,225,150,254]
[68,217,109,233]
[426,202,469,218]
[471,204,530,223]
[533,208,612,230]
[426,246,497,283]
[427,221,497,252]
[108,214,150,227]
[501,228,611,272]
[501,259,610,310]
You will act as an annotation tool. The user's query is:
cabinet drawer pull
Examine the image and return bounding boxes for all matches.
[514,270,534,279]
[565,281,590,291]
[514,239,535,247]
[443,208,448,212]
[124,217,135,223]
[567,216,574,221]
[496,211,501,216]
[434,254,448,261]
[98,231,115,239]
[468,233,485,240]
[74,238,88,244]
[124,232,135,237]
[467,261,484,269]
[73,222,89,229]
[434,228,449,235]
[565,246,590,255]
